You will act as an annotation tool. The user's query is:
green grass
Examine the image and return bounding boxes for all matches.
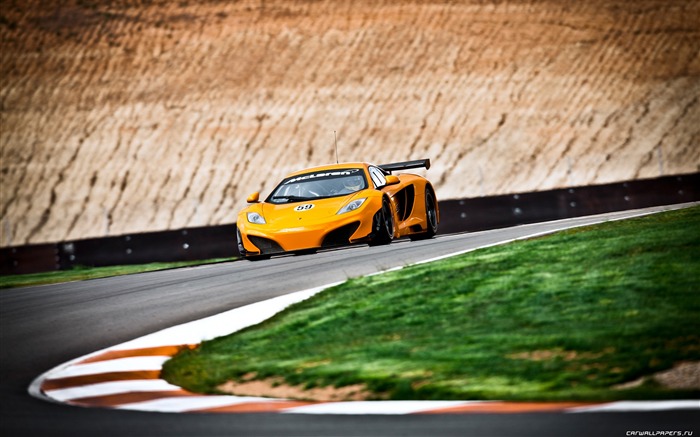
[162,207,700,401]
[0,258,236,289]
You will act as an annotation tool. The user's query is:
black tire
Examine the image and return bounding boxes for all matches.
[369,196,394,246]
[410,188,438,241]
[236,227,245,255]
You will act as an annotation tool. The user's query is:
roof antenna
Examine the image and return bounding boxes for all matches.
[334,130,339,164]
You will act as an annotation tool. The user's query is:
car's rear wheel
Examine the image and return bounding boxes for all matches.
[410,188,438,241]
[369,197,394,246]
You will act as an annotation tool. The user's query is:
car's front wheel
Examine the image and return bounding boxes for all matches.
[236,227,246,255]
[369,196,394,246]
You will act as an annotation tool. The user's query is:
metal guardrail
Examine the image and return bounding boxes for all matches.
[2,172,698,275]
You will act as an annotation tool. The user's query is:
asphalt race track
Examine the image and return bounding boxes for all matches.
[1,204,698,437]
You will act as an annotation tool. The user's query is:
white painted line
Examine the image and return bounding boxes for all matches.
[412,203,697,267]
[282,401,475,415]
[45,380,184,401]
[111,282,342,351]
[47,356,171,379]
[569,400,700,412]
[116,395,277,413]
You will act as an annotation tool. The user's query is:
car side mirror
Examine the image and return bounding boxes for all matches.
[385,175,400,186]
[246,192,260,203]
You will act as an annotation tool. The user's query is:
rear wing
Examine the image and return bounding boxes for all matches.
[378,159,431,174]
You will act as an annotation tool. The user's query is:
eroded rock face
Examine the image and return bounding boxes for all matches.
[2,0,699,246]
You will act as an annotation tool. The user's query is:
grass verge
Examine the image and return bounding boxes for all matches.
[0,258,236,289]
[162,207,700,401]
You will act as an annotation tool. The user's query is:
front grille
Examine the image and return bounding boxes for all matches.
[248,236,284,255]
[322,222,361,248]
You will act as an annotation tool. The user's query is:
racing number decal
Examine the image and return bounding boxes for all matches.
[294,204,315,212]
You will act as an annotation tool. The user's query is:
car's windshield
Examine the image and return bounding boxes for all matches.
[267,168,368,204]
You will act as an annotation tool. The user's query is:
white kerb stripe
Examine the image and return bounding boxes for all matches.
[45,379,183,401]
[47,356,171,379]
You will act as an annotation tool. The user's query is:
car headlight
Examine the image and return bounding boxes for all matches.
[337,198,366,215]
[247,212,266,224]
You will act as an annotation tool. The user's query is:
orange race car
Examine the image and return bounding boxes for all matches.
[236,159,439,260]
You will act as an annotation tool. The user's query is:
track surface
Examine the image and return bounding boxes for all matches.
[1,204,698,436]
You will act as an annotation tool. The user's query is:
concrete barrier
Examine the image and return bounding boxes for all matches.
[438,173,698,234]
[2,172,697,275]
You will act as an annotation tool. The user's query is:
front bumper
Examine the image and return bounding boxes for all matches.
[237,209,376,256]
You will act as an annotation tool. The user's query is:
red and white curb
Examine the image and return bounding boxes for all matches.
[29,284,699,414]
[29,205,700,414]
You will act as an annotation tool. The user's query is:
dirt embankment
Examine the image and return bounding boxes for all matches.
[1,0,699,246]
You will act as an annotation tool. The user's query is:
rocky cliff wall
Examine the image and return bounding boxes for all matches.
[2,0,699,246]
